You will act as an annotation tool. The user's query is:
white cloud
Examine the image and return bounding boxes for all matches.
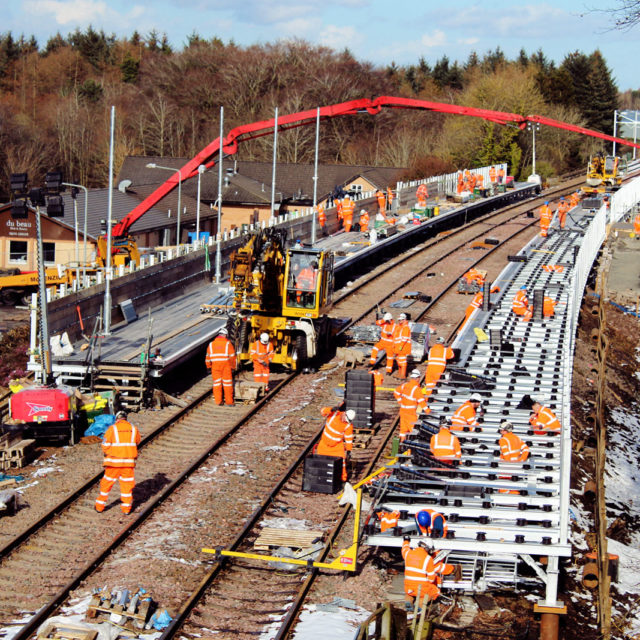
[25,0,109,25]
[320,24,363,50]
[420,29,447,48]
[458,37,479,46]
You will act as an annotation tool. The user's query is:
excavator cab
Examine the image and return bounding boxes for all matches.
[283,249,333,318]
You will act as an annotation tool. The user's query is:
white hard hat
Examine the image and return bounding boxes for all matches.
[410,369,421,378]
[345,409,356,421]
[398,313,407,321]
[383,312,392,321]
[435,336,445,344]
[260,332,269,344]
[361,209,366,213]
[219,327,228,336]
[470,393,482,402]
[115,410,127,420]
[500,421,513,432]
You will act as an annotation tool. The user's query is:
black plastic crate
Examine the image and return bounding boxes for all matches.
[303,455,343,494]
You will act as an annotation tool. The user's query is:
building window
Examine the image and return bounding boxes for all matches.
[9,241,27,264]
[43,242,55,265]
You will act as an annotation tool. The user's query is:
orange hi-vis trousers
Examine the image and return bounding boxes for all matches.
[95,466,135,514]
[211,363,234,405]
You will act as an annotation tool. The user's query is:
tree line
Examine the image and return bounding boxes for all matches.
[0,28,628,200]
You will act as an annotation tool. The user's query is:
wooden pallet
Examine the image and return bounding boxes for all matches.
[0,428,24,450]
[38,620,97,640]
[253,527,324,551]
[0,439,35,471]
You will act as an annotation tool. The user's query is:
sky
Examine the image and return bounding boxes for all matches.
[5,0,640,91]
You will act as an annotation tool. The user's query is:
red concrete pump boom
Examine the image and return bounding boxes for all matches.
[112,95,640,238]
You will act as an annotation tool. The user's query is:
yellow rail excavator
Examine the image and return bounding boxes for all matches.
[227,227,335,370]
[583,152,626,195]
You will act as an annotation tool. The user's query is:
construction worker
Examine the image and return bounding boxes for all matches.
[556,197,569,230]
[415,509,447,538]
[542,295,556,317]
[317,203,326,230]
[376,189,386,214]
[451,393,483,432]
[539,201,553,237]
[341,194,354,232]
[250,332,274,390]
[497,167,505,184]
[634,212,640,237]
[205,327,236,406]
[387,186,394,211]
[336,196,343,226]
[430,418,461,462]
[498,421,529,462]
[95,410,141,515]
[489,166,497,184]
[394,369,429,442]
[422,337,454,397]
[512,286,533,321]
[317,407,355,481]
[401,537,456,608]
[296,261,317,304]
[456,172,464,194]
[529,399,561,435]
[390,312,412,378]
[370,312,395,367]
[460,286,500,333]
[416,184,428,208]
[359,209,370,233]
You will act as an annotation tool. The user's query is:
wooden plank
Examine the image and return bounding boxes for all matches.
[254,527,323,550]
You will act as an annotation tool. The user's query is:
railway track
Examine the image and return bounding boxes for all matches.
[0,176,618,639]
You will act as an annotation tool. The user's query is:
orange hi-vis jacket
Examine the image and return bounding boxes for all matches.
[317,204,326,227]
[401,540,449,599]
[359,210,369,232]
[102,419,140,468]
[634,214,640,235]
[376,190,385,210]
[387,187,394,206]
[451,401,479,431]
[426,344,454,369]
[499,431,530,462]
[539,204,553,234]
[512,290,530,316]
[543,296,556,317]
[297,267,316,293]
[376,318,396,347]
[462,268,485,286]
[430,427,461,461]
[489,167,497,183]
[378,510,400,533]
[393,321,412,355]
[317,411,353,457]
[206,335,236,369]
[250,340,274,366]
[466,292,483,317]
[542,265,564,273]
[530,406,561,433]
[342,197,354,218]
[394,379,428,413]
[416,184,428,203]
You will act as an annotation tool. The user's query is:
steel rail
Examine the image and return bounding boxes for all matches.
[8,371,297,640]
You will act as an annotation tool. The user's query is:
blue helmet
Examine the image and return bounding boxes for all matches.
[416,510,431,528]
[544,201,549,205]
[520,286,527,290]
